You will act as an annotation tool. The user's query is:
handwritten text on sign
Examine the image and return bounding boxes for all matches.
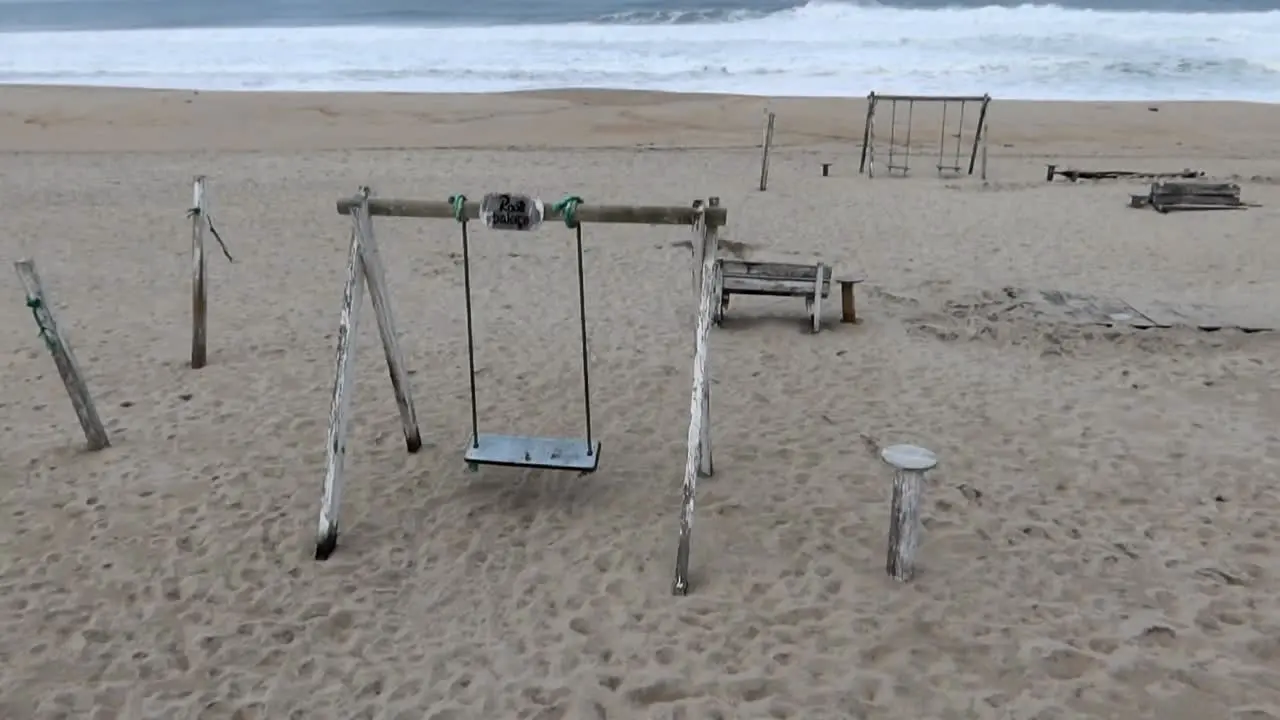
[481,193,544,231]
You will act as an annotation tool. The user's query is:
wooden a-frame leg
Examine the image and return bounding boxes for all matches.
[352,189,422,453]
[674,206,718,596]
[317,227,366,560]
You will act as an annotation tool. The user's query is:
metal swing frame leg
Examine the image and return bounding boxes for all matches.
[458,207,601,473]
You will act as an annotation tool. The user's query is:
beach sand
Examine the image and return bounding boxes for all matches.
[2,86,1279,719]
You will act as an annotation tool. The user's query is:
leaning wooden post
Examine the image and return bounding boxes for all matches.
[758,111,776,191]
[190,175,208,368]
[14,260,110,451]
[673,201,719,596]
[316,223,367,560]
[882,444,937,581]
[859,92,877,175]
[967,94,991,176]
[351,188,423,453]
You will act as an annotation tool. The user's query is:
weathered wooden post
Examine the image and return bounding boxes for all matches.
[14,259,110,451]
[190,175,208,368]
[674,199,719,596]
[882,443,937,581]
[758,111,776,191]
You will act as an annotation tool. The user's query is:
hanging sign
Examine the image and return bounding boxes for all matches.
[480,193,544,231]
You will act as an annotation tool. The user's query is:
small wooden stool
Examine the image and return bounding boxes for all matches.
[835,276,865,323]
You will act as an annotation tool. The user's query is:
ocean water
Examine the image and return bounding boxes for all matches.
[0,0,1277,100]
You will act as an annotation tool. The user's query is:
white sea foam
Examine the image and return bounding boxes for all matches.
[1,1,1277,100]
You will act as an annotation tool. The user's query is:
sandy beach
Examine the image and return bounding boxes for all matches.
[2,86,1279,719]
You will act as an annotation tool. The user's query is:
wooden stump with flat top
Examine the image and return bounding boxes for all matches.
[882,444,937,581]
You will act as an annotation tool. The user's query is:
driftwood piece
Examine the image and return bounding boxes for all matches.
[882,444,937,582]
[14,260,111,451]
[673,202,719,596]
[1047,164,1204,182]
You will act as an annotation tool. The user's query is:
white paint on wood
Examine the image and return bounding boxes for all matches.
[191,175,208,369]
[674,204,719,595]
[881,443,937,582]
[352,190,423,454]
[883,444,937,471]
[14,259,110,451]
[316,226,367,560]
[689,198,706,299]
[759,111,776,192]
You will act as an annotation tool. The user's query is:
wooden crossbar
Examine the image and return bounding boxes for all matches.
[870,93,991,103]
[337,197,727,228]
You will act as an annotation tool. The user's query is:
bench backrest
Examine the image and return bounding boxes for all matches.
[719,260,831,282]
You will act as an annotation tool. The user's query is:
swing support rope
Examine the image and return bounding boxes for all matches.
[448,193,594,456]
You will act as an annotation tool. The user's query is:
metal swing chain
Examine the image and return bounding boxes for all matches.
[451,194,482,449]
[555,195,595,455]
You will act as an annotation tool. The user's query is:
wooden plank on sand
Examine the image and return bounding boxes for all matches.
[1123,299,1272,332]
[1032,290,1156,328]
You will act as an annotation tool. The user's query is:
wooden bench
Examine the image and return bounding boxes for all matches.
[713,260,863,332]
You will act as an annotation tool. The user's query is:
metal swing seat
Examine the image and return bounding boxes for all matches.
[455,193,601,473]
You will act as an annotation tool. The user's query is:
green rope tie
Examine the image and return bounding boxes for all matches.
[26,297,56,352]
[552,195,584,229]
[448,194,467,222]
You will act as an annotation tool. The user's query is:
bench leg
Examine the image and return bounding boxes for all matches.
[841,282,858,324]
[811,264,824,334]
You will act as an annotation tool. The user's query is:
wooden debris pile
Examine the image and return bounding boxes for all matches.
[1047,164,1203,182]
[1129,181,1252,213]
